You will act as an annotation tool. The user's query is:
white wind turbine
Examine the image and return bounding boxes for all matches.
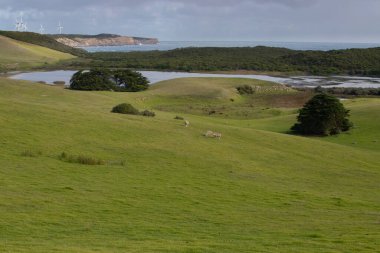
[22,22,28,32]
[39,24,45,34]
[15,14,25,32]
[15,17,21,31]
[57,21,63,34]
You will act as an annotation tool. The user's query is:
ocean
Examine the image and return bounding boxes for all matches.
[83,41,380,53]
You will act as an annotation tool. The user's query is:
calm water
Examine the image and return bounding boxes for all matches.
[9,70,380,88]
[84,41,380,53]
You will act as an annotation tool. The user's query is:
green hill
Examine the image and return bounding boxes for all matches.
[0,35,76,72]
[0,31,87,57]
[0,76,379,252]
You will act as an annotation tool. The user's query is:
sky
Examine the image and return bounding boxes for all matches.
[0,0,379,42]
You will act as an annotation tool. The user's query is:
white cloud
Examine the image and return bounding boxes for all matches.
[0,0,379,42]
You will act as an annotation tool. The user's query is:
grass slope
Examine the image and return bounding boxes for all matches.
[0,35,75,71]
[0,77,379,252]
[0,31,87,57]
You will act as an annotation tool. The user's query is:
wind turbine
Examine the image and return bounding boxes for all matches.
[39,24,45,34]
[57,21,63,34]
[22,22,28,32]
[15,18,21,31]
[15,14,24,32]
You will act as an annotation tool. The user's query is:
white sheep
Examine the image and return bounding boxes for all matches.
[203,130,222,139]
[212,132,222,139]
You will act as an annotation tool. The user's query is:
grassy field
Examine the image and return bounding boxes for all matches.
[0,77,379,252]
[0,35,75,71]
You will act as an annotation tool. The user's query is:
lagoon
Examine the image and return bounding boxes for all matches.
[9,70,380,88]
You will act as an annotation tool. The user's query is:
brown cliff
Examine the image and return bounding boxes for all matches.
[54,34,158,47]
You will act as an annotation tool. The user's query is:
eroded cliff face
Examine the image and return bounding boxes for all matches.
[55,35,158,47]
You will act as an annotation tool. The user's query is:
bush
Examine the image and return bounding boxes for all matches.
[21,149,42,157]
[291,93,353,136]
[140,110,156,117]
[53,81,66,85]
[237,85,255,95]
[59,152,105,165]
[111,103,140,115]
[174,116,184,120]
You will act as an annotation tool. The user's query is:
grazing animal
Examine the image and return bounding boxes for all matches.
[184,120,190,127]
[212,132,222,139]
[204,130,214,137]
[204,130,222,139]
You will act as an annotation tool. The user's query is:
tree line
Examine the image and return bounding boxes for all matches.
[64,46,380,76]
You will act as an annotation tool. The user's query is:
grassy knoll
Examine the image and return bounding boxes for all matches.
[146,78,312,119]
[0,77,379,252]
[0,35,75,72]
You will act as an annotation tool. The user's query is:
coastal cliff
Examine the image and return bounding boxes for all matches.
[53,34,158,47]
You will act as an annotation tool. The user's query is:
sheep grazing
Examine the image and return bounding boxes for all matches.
[204,130,214,137]
[184,120,190,127]
[204,130,222,139]
[213,132,222,139]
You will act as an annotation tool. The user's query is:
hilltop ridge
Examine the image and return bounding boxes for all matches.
[0,35,75,71]
[0,30,87,56]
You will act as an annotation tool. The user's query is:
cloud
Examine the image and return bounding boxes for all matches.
[0,0,379,42]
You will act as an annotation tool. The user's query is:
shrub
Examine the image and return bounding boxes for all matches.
[291,93,353,136]
[237,85,255,95]
[21,149,42,157]
[314,85,324,93]
[59,152,105,165]
[140,110,156,117]
[112,104,155,117]
[174,116,184,120]
[53,81,66,85]
[111,103,140,115]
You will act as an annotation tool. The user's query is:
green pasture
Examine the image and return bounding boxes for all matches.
[0,77,379,252]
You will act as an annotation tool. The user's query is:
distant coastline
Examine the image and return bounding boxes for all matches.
[82,40,380,53]
[53,33,159,47]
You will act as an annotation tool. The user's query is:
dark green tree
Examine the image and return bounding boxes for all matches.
[70,69,149,92]
[113,69,149,92]
[70,69,114,91]
[291,93,353,136]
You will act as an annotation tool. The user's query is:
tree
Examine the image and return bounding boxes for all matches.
[70,69,114,91]
[291,93,352,136]
[70,69,149,92]
[113,69,149,92]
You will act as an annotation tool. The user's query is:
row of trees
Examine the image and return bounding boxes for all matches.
[70,69,149,92]
[315,86,380,96]
[64,46,380,76]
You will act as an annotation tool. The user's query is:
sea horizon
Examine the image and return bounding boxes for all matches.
[83,40,380,53]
